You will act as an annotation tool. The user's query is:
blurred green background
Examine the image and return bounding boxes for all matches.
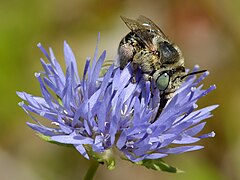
[0,0,240,179]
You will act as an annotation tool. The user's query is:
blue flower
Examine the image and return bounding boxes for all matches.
[17,36,217,170]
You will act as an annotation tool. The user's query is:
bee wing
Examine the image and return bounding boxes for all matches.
[136,15,169,41]
[121,16,156,51]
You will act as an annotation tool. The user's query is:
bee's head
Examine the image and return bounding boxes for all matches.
[154,67,206,94]
[154,68,184,94]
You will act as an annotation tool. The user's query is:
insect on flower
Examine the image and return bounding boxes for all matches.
[118,15,206,119]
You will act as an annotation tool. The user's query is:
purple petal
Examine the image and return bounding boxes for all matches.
[51,134,93,144]
[146,153,167,159]
[116,130,127,149]
[75,144,89,159]
[64,41,80,83]
[26,122,58,136]
[159,146,203,154]
[37,43,51,61]
[49,47,66,84]
[89,51,106,95]
[184,122,206,136]
[172,135,200,144]
[199,131,215,138]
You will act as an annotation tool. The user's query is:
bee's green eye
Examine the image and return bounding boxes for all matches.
[156,73,170,91]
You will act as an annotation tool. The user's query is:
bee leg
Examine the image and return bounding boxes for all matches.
[151,92,169,122]
[131,62,138,83]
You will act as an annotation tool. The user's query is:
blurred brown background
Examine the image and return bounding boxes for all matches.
[0,0,239,179]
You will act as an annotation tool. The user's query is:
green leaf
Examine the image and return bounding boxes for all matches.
[137,159,183,173]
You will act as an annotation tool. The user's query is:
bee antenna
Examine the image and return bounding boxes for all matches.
[180,70,207,80]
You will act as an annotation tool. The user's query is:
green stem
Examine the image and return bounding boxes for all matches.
[84,161,100,180]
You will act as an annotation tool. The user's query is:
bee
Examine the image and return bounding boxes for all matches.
[117,15,205,119]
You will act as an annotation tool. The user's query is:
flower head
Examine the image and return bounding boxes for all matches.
[17,36,217,171]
